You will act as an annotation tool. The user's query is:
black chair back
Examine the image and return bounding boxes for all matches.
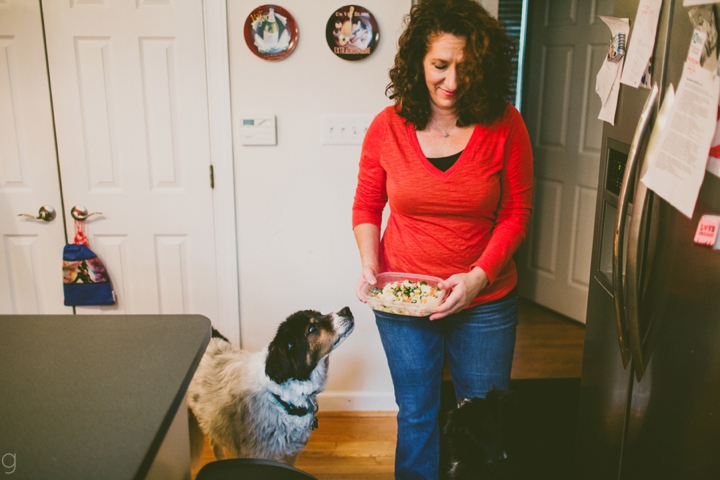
[196,458,317,480]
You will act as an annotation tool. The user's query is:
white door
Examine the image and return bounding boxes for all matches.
[43,0,220,318]
[1,0,221,322]
[516,0,613,323]
[0,0,70,314]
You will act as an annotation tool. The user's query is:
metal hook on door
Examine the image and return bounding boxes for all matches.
[71,205,102,221]
[18,205,57,222]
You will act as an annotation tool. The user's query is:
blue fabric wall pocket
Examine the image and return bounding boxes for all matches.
[62,244,116,306]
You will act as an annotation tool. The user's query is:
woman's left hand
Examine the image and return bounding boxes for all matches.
[429,267,489,320]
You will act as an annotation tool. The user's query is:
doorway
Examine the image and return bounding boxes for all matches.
[0,0,238,341]
[516,0,614,323]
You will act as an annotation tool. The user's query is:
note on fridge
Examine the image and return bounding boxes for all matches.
[684,1,719,9]
[687,29,708,65]
[640,84,675,181]
[620,0,662,88]
[707,108,720,177]
[597,16,630,124]
[688,5,718,73]
[640,62,720,218]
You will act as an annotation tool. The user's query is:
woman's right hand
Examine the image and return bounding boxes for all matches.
[353,223,381,302]
[355,264,379,302]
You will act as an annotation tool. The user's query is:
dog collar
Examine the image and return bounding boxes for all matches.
[270,392,319,429]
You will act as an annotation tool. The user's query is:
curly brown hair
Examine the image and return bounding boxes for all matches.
[387,0,516,129]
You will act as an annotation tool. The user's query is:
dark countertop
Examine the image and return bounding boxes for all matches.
[0,314,211,479]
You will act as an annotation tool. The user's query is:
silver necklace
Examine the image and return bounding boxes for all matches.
[431,117,456,138]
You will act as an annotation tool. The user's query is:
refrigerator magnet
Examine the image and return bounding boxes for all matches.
[608,32,626,63]
[244,5,299,61]
[693,215,720,248]
[326,5,380,61]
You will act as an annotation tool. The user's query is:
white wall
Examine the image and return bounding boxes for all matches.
[228,0,412,411]
[480,0,499,18]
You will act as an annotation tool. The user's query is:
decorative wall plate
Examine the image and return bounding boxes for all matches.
[244,5,298,61]
[325,5,380,61]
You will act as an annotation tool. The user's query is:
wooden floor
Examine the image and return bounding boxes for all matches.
[191,299,585,479]
[510,298,585,379]
[191,412,398,480]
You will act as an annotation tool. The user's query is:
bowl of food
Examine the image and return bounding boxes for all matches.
[362,272,447,317]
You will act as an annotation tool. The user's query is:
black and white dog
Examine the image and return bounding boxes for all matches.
[187,307,354,466]
[444,388,520,479]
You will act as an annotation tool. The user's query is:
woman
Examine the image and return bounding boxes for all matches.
[351,0,533,478]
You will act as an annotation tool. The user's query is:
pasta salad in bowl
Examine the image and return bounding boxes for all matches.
[362,272,447,317]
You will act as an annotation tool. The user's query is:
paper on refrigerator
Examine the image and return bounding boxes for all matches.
[684,1,718,7]
[688,5,718,73]
[687,8,720,178]
[640,85,675,180]
[686,29,708,65]
[620,0,663,88]
[641,62,720,218]
[597,16,630,124]
[705,106,720,178]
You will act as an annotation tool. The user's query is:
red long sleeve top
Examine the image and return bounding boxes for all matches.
[352,105,533,307]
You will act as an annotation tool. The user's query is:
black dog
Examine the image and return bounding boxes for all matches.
[443,388,520,479]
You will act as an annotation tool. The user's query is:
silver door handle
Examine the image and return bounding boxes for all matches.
[626,179,652,380]
[17,205,57,222]
[70,205,102,221]
[613,83,659,369]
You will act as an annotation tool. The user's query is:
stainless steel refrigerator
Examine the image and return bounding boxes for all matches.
[576,1,720,479]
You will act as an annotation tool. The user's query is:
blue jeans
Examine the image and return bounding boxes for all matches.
[374,293,518,480]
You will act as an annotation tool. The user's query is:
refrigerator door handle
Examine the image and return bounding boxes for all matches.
[613,83,659,369]
[627,82,663,380]
[627,177,652,380]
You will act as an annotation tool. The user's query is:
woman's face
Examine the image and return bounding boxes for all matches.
[423,33,466,113]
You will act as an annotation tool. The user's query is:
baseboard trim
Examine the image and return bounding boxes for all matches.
[317,391,398,412]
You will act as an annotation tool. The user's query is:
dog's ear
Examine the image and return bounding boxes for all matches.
[443,402,476,441]
[486,387,517,436]
[266,339,293,384]
[265,326,314,383]
[486,387,514,404]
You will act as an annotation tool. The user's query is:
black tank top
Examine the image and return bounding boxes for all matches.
[426,150,462,172]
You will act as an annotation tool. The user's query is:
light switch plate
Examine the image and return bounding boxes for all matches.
[239,114,276,145]
[321,114,373,145]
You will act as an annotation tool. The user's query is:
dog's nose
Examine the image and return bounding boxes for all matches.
[339,306,352,318]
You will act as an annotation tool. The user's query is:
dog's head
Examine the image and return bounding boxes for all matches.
[265,307,354,384]
[444,388,515,479]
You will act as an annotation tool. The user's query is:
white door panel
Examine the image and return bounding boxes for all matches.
[41,0,220,317]
[527,178,562,276]
[1,0,221,321]
[517,0,613,323]
[568,185,596,287]
[0,0,69,314]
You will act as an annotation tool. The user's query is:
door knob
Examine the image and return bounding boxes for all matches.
[17,205,57,222]
[71,205,102,221]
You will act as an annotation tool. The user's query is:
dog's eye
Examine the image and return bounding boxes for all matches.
[308,325,317,334]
